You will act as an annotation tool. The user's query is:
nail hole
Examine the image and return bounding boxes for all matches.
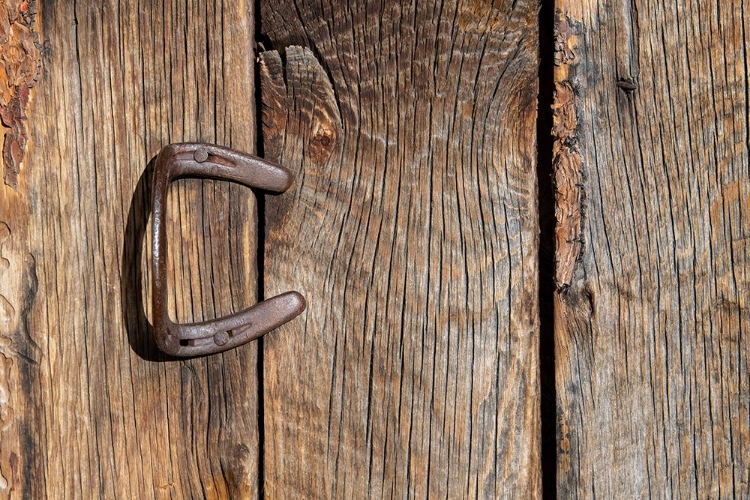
[179,339,190,346]
[616,78,637,92]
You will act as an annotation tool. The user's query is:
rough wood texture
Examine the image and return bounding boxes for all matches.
[1,1,261,496]
[259,1,540,497]
[0,1,43,495]
[0,0,40,189]
[554,1,750,497]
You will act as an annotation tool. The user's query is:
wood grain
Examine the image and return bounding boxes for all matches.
[258,1,541,498]
[1,0,261,497]
[554,1,750,497]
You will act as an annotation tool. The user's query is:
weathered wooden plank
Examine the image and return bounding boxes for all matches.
[1,0,260,496]
[554,0,750,497]
[259,1,541,498]
[0,2,44,495]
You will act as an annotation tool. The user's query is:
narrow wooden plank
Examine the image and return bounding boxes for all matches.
[1,1,261,496]
[554,1,750,497]
[0,1,47,495]
[259,2,541,497]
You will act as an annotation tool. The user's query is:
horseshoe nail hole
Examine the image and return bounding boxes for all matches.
[179,339,190,347]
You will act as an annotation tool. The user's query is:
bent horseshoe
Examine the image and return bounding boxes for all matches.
[151,142,306,357]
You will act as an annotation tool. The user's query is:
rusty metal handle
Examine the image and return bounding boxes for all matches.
[151,142,306,357]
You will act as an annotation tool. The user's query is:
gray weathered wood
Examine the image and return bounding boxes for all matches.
[259,1,541,498]
[554,1,750,497]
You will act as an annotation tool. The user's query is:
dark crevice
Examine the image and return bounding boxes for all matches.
[256,29,275,53]
[254,0,266,496]
[538,0,557,498]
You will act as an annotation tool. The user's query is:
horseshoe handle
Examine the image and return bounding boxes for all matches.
[151,143,306,357]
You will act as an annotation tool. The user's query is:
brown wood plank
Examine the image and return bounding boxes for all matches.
[554,1,750,497]
[1,1,261,497]
[259,1,541,497]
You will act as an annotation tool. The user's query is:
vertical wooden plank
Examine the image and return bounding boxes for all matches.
[1,0,261,497]
[554,0,750,496]
[0,1,46,495]
[259,1,541,497]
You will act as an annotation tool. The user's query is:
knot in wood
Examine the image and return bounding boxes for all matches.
[309,124,337,164]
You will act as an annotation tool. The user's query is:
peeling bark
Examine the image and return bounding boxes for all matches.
[0,0,41,189]
[552,11,583,290]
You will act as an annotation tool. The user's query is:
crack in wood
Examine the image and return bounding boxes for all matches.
[259,46,342,168]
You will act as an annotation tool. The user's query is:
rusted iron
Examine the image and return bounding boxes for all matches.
[151,142,306,357]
